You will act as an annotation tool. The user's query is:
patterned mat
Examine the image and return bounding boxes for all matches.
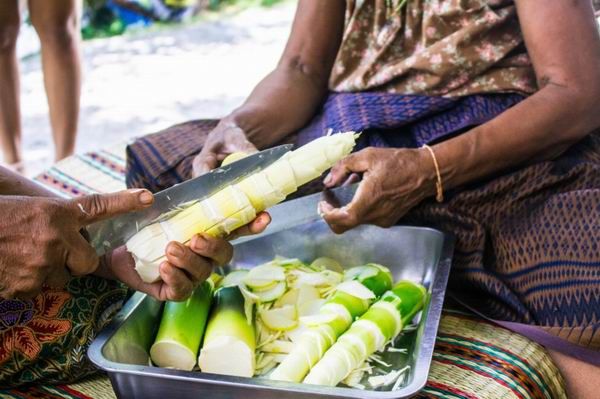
[0,145,567,399]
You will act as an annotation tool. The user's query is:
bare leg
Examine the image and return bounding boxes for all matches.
[29,0,82,161]
[0,2,22,165]
[548,349,600,399]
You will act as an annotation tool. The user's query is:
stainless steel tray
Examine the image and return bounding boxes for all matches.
[89,220,453,399]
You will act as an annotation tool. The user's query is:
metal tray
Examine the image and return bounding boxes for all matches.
[89,220,453,399]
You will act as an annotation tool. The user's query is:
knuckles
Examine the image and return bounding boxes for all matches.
[170,290,191,302]
[195,236,231,265]
[83,194,108,219]
[361,147,379,159]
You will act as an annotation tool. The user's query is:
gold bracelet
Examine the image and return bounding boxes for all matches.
[422,144,444,203]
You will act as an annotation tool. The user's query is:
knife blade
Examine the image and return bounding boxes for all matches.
[232,183,359,244]
[87,144,293,255]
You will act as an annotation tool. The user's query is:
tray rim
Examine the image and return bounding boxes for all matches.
[88,224,454,399]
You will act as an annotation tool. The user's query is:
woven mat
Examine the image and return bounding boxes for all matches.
[0,376,115,399]
[2,145,567,399]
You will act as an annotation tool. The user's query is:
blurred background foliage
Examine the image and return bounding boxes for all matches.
[81,0,285,39]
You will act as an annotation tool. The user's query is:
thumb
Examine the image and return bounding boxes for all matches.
[72,189,154,225]
[192,152,219,177]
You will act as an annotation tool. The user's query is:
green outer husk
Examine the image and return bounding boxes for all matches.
[303,280,427,387]
[269,264,394,383]
[327,291,370,320]
[390,280,428,327]
[344,264,394,297]
[150,274,218,369]
[203,285,256,350]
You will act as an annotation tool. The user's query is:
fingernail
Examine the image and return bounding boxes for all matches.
[138,190,154,205]
[323,173,333,186]
[168,243,183,257]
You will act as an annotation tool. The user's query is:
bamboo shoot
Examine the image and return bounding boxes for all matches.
[127,132,358,283]
[303,281,427,386]
[269,264,393,382]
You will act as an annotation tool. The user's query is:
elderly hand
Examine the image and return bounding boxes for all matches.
[192,120,258,177]
[319,147,436,234]
[0,189,154,299]
[106,212,271,301]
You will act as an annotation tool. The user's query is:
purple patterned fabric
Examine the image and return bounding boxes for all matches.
[296,92,524,150]
[0,301,34,328]
[125,92,523,191]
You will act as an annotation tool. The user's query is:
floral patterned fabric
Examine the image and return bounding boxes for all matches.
[0,277,127,388]
[330,0,538,97]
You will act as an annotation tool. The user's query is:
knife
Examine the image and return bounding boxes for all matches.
[87,144,293,255]
[232,183,359,244]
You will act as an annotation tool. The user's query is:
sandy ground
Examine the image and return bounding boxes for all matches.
[17,2,294,176]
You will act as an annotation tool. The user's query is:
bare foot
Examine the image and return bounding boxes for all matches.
[548,349,600,399]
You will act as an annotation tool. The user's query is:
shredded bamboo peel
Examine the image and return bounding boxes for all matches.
[126,132,358,283]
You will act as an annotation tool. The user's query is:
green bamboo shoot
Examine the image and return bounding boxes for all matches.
[127,132,358,283]
[269,264,393,382]
[303,280,427,386]
[149,274,219,370]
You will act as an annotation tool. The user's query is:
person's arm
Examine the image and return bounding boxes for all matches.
[434,0,600,190]
[230,0,346,148]
[0,167,271,301]
[0,166,56,196]
[0,190,154,298]
[321,0,600,233]
[192,0,346,175]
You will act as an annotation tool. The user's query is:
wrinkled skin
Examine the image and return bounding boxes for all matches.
[0,188,270,301]
[319,147,435,234]
[0,190,152,299]
[192,120,258,177]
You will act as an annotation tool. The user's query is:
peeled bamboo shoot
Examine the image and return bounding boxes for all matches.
[149,274,218,370]
[221,151,249,166]
[303,280,427,386]
[127,132,358,283]
[197,284,256,377]
[269,264,393,382]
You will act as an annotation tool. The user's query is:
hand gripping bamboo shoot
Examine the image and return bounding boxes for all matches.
[149,274,219,370]
[303,280,427,387]
[269,264,393,382]
[198,283,256,377]
[127,132,358,283]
